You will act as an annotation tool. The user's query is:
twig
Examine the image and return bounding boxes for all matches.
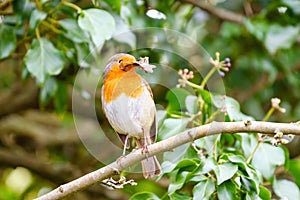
[180,0,245,24]
[35,121,300,200]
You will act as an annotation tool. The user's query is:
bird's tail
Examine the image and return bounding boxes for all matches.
[141,155,161,179]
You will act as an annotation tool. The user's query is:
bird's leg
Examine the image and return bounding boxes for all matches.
[141,128,149,156]
[122,134,129,156]
[117,135,129,164]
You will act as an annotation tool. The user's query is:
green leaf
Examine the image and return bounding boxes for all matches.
[59,19,90,43]
[200,157,217,174]
[166,88,192,113]
[287,159,300,186]
[192,179,215,200]
[0,25,17,59]
[240,175,259,193]
[214,163,238,185]
[194,135,219,157]
[185,95,198,114]
[217,181,237,200]
[239,133,257,158]
[29,9,47,31]
[197,89,212,106]
[158,118,189,140]
[78,8,115,48]
[264,25,299,54]
[24,38,65,84]
[273,179,300,200]
[40,77,57,106]
[258,185,271,200]
[283,0,300,14]
[103,0,122,13]
[168,171,189,194]
[129,192,160,200]
[54,82,67,113]
[169,191,192,200]
[252,143,285,179]
[213,95,254,121]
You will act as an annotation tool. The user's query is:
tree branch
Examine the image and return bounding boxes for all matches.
[35,121,300,200]
[180,0,245,24]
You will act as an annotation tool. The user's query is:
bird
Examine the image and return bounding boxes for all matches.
[101,53,161,178]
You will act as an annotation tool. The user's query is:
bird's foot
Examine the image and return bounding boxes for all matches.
[141,144,149,157]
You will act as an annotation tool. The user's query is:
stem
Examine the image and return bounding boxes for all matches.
[41,21,62,34]
[262,107,275,122]
[213,134,220,160]
[184,78,204,90]
[246,107,275,163]
[205,110,221,124]
[200,67,217,89]
[246,140,261,164]
[61,0,82,12]
[35,28,41,39]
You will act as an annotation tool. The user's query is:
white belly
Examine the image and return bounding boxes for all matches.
[102,90,156,137]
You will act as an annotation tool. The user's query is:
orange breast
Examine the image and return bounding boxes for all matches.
[103,69,144,103]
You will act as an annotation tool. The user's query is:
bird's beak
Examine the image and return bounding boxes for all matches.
[134,62,156,73]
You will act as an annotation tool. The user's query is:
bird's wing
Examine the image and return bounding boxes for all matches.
[142,79,157,143]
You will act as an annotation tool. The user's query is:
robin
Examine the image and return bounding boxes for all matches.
[101,53,161,178]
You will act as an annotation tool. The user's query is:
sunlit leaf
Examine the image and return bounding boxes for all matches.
[78,8,115,49]
[59,19,90,43]
[24,38,65,84]
[158,118,189,140]
[252,143,285,179]
[185,95,198,114]
[214,163,238,185]
[259,185,271,200]
[217,181,237,200]
[29,9,47,31]
[273,178,300,200]
[192,179,215,200]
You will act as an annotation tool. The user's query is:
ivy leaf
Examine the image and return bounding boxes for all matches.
[158,118,189,140]
[129,192,160,200]
[259,185,271,200]
[185,95,198,114]
[217,181,237,200]
[169,192,192,200]
[252,143,285,179]
[168,171,189,194]
[214,163,238,185]
[264,25,299,54]
[273,178,300,200]
[0,25,17,59]
[29,9,47,31]
[24,38,65,84]
[59,19,90,43]
[40,77,57,106]
[54,81,68,113]
[78,8,115,49]
[166,88,192,113]
[287,159,300,186]
[213,95,254,121]
[192,179,215,200]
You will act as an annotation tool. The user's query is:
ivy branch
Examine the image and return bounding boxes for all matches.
[35,121,300,200]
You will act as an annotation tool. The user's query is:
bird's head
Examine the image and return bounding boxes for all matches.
[103,53,156,79]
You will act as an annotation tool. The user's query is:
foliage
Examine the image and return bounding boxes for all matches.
[0,0,300,199]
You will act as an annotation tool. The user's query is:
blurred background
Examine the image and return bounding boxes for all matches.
[0,0,299,199]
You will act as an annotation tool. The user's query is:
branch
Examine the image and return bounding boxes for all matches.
[180,0,245,24]
[35,121,300,200]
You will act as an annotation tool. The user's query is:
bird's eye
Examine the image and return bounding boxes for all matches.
[118,59,123,63]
